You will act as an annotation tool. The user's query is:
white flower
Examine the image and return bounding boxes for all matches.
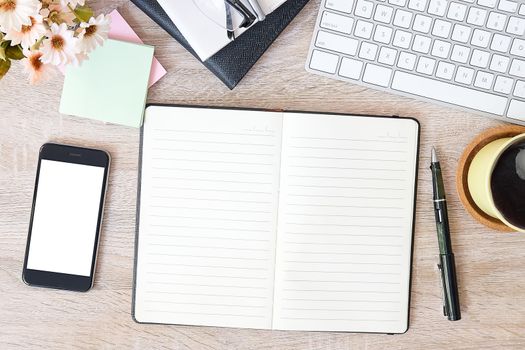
[59,0,85,8]
[77,14,111,53]
[0,0,39,32]
[23,49,55,84]
[47,3,76,26]
[4,14,46,49]
[40,23,78,66]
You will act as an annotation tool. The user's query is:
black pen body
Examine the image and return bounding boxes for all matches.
[431,159,461,321]
[439,253,461,321]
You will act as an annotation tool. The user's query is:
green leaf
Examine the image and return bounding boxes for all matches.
[6,45,24,60]
[0,58,11,79]
[0,40,10,61]
[74,6,94,23]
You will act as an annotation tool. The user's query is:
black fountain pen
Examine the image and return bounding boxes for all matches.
[431,147,461,321]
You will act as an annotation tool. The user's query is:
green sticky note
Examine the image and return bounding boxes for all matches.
[60,39,154,128]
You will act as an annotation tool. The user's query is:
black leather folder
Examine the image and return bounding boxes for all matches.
[130,0,310,89]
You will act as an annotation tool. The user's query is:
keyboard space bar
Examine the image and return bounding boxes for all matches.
[391,71,508,116]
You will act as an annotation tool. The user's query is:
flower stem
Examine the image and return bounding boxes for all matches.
[31,35,46,51]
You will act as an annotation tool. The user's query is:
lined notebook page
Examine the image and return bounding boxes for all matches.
[134,106,283,329]
[272,113,419,333]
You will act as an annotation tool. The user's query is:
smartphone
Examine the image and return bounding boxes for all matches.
[23,143,110,292]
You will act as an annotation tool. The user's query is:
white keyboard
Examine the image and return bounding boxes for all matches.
[306,0,525,124]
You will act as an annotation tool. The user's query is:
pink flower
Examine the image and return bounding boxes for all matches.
[23,49,55,84]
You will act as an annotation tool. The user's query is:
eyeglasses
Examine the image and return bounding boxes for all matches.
[193,0,266,41]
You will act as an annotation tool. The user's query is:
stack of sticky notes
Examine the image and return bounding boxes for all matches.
[59,10,166,128]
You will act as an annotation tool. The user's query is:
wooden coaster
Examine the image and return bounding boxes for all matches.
[457,125,525,232]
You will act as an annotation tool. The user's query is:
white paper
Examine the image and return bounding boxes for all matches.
[156,0,287,61]
[272,113,419,333]
[134,106,283,329]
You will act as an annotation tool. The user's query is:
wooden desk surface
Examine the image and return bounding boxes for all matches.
[1,1,525,349]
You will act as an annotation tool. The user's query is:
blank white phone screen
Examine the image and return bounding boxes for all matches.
[26,160,106,276]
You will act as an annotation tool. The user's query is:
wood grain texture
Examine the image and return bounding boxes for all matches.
[1,1,525,349]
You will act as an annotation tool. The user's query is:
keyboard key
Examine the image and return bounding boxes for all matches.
[339,57,364,79]
[506,17,525,36]
[431,40,451,58]
[416,57,436,75]
[374,4,394,23]
[321,11,354,34]
[393,30,413,49]
[432,19,452,38]
[474,71,494,89]
[507,100,525,121]
[520,4,525,15]
[398,52,417,70]
[490,34,512,53]
[428,0,448,16]
[490,54,510,73]
[510,39,525,58]
[355,20,374,39]
[487,12,507,31]
[451,45,470,63]
[451,24,472,43]
[391,71,508,115]
[436,61,455,80]
[408,0,428,12]
[467,7,488,26]
[470,49,490,68]
[315,31,359,56]
[510,59,525,78]
[413,35,432,53]
[389,0,407,6]
[355,0,374,18]
[447,2,468,21]
[413,14,432,33]
[310,50,339,74]
[455,66,475,84]
[374,25,394,44]
[514,80,525,98]
[478,0,497,8]
[471,29,491,48]
[393,9,413,28]
[363,63,393,86]
[378,47,398,65]
[359,42,379,60]
[498,0,518,13]
[325,0,355,13]
[494,76,514,94]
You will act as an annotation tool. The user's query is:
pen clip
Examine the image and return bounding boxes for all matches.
[437,263,448,317]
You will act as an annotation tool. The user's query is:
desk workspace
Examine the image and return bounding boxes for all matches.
[1,0,525,349]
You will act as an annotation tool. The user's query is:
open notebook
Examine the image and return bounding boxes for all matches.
[133,105,420,334]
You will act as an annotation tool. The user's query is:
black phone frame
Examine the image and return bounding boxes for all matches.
[22,143,110,292]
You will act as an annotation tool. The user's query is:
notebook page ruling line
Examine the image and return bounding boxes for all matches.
[272,113,419,333]
[134,106,283,329]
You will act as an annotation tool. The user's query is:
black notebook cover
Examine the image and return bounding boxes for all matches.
[130,0,310,89]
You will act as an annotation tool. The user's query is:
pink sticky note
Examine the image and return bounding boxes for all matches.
[108,9,167,87]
